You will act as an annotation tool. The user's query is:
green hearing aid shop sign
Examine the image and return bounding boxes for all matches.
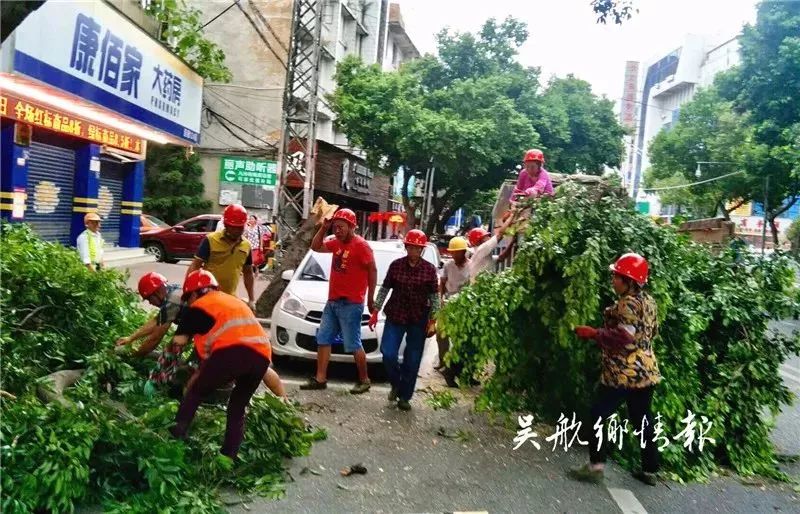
[219,156,277,186]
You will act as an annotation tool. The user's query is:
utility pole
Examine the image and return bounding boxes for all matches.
[273,0,325,236]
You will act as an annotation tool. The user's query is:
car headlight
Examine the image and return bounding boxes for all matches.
[280,290,309,319]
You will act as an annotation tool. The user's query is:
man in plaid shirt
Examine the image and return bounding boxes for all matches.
[370,230,439,411]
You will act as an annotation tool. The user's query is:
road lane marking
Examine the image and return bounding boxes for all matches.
[781,362,800,375]
[779,368,800,386]
[607,488,648,514]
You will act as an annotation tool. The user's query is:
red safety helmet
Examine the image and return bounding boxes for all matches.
[467,227,491,247]
[223,204,248,227]
[332,208,357,226]
[609,253,649,286]
[183,270,219,299]
[404,229,428,247]
[523,149,546,163]
[137,272,168,299]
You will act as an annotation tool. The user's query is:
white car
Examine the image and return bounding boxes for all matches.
[270,240,441,363]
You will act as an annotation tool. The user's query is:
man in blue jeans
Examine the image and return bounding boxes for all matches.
[369,230,439,410]
[301,208,377,394]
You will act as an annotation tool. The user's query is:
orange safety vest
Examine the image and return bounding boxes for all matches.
[191,291,272,361]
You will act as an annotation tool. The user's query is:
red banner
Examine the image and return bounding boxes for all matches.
[0,92,144,154]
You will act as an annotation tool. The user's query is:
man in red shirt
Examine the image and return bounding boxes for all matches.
[300,208,377,394]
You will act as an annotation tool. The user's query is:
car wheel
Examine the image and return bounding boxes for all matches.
[144,242,165,262]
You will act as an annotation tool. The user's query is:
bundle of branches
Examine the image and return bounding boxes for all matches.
[439,181,800,481]
[0,223,325,512]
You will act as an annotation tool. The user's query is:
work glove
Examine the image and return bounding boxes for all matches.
[368,310,379,331]
[574,326,598,340]
[143,380,157,399]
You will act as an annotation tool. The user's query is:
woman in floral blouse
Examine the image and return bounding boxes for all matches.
[570,253,661,486]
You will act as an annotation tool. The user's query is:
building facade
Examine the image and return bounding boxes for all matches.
[627,34,741,201]
[0,0,202,248]
[626,34,796,246]
[193,0,418,226]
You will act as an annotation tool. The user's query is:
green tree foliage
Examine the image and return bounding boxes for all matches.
[142,0,233,223]
[642,171,712,219]
[331,17,624,233]
[146,0,232,83]
[143,145,211,224]
[647,86,757,219]
[532,76,626,173]
[0,0,44,42]
[0,223,325,512]
[591,0,637,24]
[718,1,800,242]
[439,183,800,481]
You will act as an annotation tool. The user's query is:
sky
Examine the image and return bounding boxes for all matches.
[396,0,759,104]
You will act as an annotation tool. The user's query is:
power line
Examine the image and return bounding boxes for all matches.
[202,0,240,29]
[248,0,290,53]
[205,88,283,132]
[206,83,285,91]
[642,170,745,192]
[236,2,288,70]
[206,104,278,149]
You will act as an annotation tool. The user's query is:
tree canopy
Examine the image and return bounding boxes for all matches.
[143,146,211,224]
[649,1,800,242]
[331,17,624,232]
[647,85,757,219]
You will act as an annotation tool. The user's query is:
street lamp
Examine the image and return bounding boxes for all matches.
[695,161,732,178]
[695,161,770,255]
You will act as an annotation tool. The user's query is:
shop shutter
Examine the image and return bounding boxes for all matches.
[98,160,126,246]
[26,141,75,245]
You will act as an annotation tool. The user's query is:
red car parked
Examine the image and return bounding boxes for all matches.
[140,214,221,263]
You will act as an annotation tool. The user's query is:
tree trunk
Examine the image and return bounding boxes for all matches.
[722,198,746,221]
[434,204,458,235]
[255,199,337,318]
[426,194,449,234]
[401,170,419,228]
[769,217,780,246]
[767,196,799,247]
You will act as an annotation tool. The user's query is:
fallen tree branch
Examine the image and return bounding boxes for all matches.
[18,305,49,327]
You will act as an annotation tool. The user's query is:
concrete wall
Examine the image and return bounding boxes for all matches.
[190,0,291,210]
[191,0,397,216]
[630,33,741,198]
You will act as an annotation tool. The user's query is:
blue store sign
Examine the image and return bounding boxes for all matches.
[2,1,203,144]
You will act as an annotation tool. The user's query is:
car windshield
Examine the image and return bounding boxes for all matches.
[145,215,170,228]
[298,246,437,282]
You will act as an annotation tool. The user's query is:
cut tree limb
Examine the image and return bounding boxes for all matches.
[255,197,338,318]
[37,369,85,407]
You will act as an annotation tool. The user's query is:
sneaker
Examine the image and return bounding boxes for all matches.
[568,464,604,484]
[388,385,398,402]
[397,399,411,411]
[299,377,327,390]
[350,380,371,394]
[633,470,658,486]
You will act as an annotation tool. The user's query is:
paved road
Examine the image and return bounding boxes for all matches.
[122,263,800,513]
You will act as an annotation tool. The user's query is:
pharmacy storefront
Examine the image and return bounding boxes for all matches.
[0,0,202,247]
